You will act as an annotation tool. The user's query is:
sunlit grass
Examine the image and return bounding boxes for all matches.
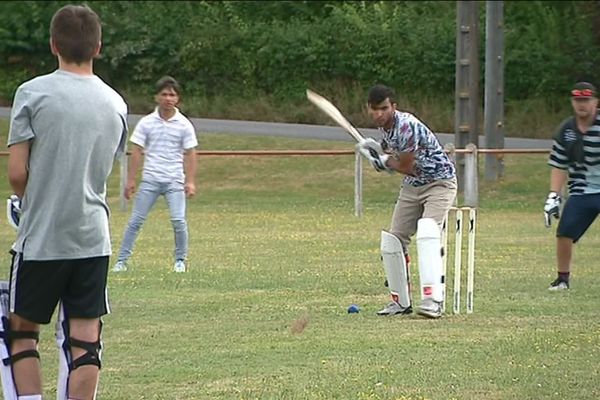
[0,119,597,399]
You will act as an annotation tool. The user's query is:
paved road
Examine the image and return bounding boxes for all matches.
[0,107,553,149]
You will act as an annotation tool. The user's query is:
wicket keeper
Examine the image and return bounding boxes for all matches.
[545,81,600,290]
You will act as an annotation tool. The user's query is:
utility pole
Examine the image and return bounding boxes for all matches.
[455,1,480,190]
[484,1,505,181]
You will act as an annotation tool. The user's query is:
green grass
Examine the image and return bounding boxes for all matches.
[0,119,598,399]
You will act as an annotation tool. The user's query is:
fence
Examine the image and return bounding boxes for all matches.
[444,144,551,210]
[0,147,550,215]
[117,146,551,215]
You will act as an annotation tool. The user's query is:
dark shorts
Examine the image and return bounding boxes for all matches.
[9,254,110,324]
[556,193,600,242]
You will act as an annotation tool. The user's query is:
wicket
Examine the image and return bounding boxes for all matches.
[441,207,477,314]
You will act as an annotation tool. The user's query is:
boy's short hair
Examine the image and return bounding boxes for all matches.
[368,84,397,105]
[155,76,181,95]
[50,5,101,64]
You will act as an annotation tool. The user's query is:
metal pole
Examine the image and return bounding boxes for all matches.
[354,149,363,217]
[484,0,505,181]
[119,154,127,211]
[444,143,459,207]
[455,1,480,189]
[463,143,479,207]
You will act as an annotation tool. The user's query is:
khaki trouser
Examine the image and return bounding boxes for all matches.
[390,177,457,251]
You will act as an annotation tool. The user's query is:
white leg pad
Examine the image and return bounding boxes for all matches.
[380,231,411,308]
[56,303,69,400]
[0,281,18,400]
[416,218,444,302]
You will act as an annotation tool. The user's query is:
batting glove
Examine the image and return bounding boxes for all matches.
[543,192,561,228]
[358,138,384,156]
[356,138,392,172]
[357,145,390,173]
[6,194,21,230]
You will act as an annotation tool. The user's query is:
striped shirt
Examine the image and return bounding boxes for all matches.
[380,110,456,186]
[131,108,198,183]
[548,111,600,195]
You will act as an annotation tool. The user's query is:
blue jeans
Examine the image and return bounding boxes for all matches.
[118,180,188,262]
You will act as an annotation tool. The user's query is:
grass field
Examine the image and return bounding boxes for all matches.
[0,120,598,399]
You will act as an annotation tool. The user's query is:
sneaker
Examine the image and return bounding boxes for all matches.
[173,259,186,273]
[376,301,412,316]
[548,277,569,291]
[112,260,127,272]
[417,298,442,319]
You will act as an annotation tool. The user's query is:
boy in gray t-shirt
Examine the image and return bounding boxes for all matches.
[3,5,126,399]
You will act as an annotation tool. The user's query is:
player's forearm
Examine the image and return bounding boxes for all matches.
[386,153,415,175]
[549,168,567,193]
[7,141,31,197]
[184,150,197,184]
[126,147,143,182]
[8,173,27,198]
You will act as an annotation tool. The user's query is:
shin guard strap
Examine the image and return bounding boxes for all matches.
[7,330,40,342]
[0,322,40,366]
[69,338,102,370]
[5,349,40,365]
[0,317,40,343]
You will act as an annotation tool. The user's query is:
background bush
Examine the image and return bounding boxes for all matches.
[1,1,599,136]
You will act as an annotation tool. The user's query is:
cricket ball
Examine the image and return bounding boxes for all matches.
[347,304,360,313]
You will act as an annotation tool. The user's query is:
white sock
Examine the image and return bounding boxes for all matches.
[18,395,43,400]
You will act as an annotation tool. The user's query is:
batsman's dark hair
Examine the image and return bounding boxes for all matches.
[155,76,181,95]
[368,84,396,105]
[50,4,101,64]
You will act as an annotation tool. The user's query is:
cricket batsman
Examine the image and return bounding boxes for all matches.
[357,84,457,318]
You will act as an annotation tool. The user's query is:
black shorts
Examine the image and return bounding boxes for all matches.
[557,193,600,242]
[9,253,110,324]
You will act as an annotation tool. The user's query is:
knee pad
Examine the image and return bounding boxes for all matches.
[0,281,40,400]
[56,304,102,400]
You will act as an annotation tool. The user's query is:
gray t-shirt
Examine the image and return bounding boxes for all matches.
[8,69,127,260]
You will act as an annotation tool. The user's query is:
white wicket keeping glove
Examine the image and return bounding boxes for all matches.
[543,192,561,228]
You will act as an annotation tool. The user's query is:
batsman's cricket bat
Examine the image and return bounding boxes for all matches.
[306,89,365,143]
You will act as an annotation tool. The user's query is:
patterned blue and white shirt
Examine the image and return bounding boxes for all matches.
[548,111,600,195]
[379,110,456,186]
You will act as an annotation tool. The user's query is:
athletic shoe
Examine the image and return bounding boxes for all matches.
[174,260,186,273]
[376,301,412,316]
[548,277,569,291]
[417,298,442,319]
[112,260,127,272]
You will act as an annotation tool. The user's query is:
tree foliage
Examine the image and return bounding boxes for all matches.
[0,1,598,108]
